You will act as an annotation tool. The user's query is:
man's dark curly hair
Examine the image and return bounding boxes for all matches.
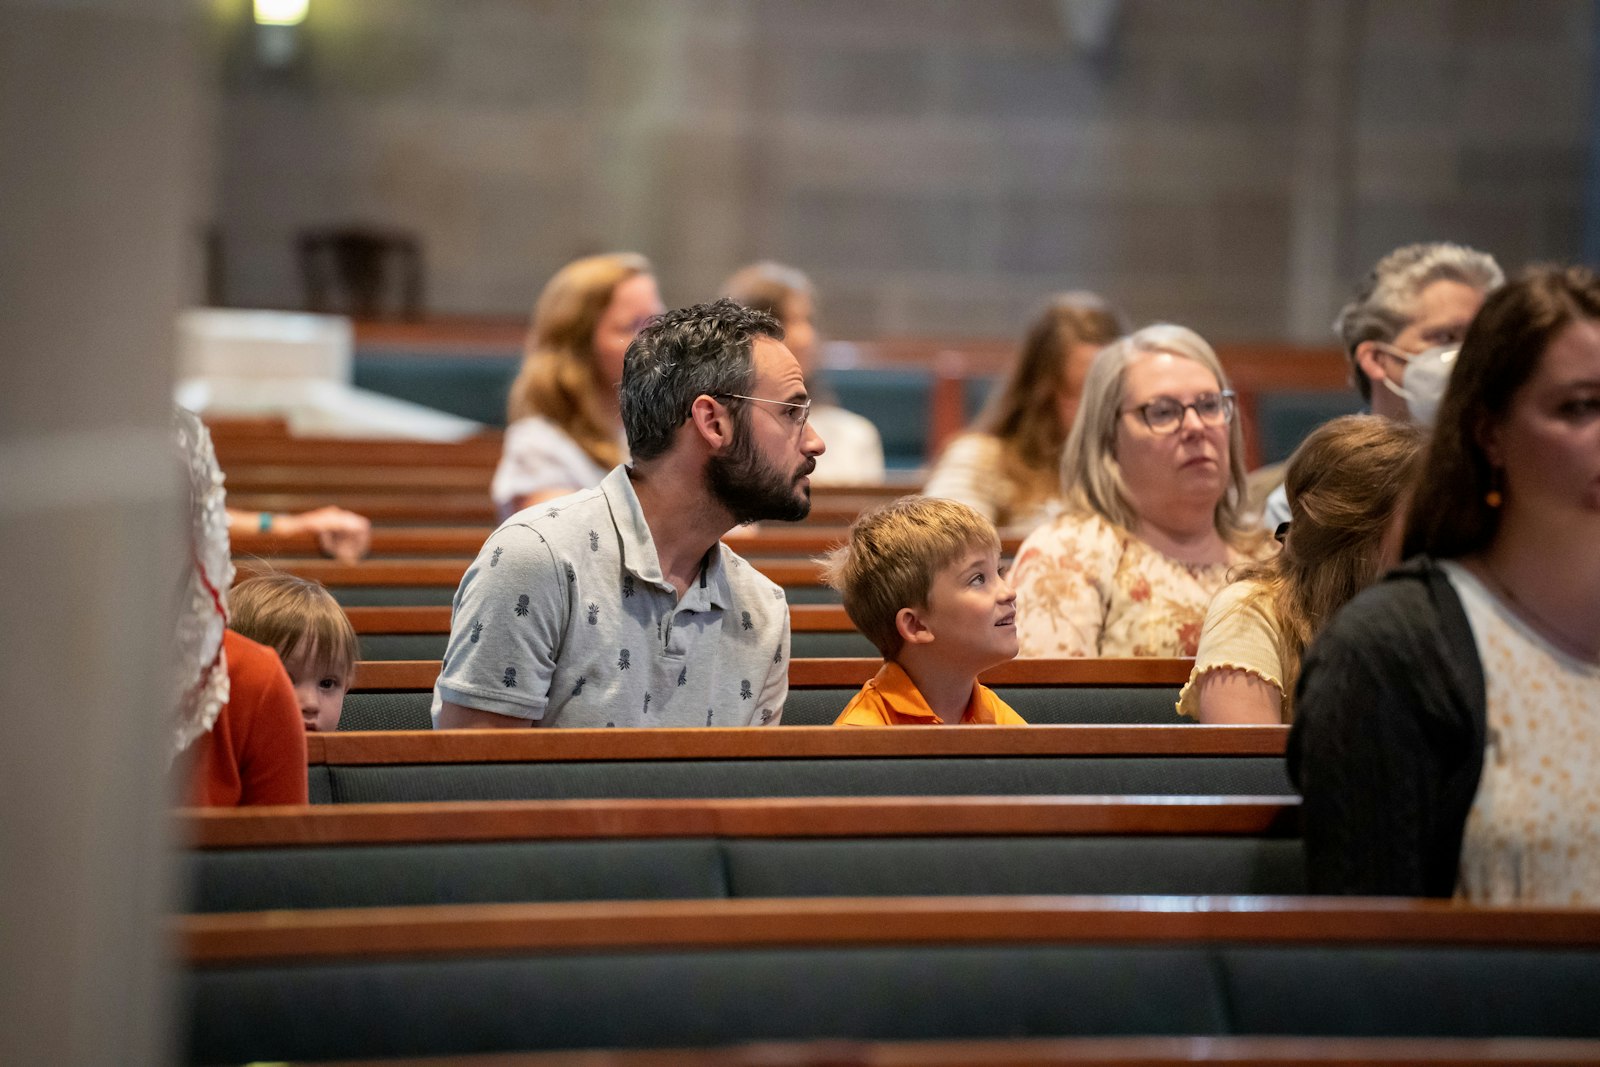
[620,297,785,462]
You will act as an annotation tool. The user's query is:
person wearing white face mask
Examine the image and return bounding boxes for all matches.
[1259,242,1503,530]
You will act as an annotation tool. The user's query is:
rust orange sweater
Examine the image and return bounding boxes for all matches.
[188,630,309,806]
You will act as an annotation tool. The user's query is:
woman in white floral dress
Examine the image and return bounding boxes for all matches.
[1011,324,1272,657]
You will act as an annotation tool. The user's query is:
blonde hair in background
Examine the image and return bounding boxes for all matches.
[1060,323,1257,549]
[506,252,652,470]
[230,572,358,683]
[1229,415,1427,714]
[820,496,1001,660]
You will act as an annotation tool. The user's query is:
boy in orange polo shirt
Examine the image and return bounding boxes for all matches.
[821,497,1026,726]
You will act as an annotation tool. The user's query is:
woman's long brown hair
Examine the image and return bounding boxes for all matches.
[1230,415,1426,714]
[971,292,1123,517]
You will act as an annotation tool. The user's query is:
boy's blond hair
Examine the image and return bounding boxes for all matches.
[820,496,1001,659]
[230,572,357,682]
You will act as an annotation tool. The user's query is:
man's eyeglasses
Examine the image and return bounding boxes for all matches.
[1121,390,1236,435]
[715,393,812,432]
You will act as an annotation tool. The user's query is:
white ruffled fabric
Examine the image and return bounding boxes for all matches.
[172,407,233,758]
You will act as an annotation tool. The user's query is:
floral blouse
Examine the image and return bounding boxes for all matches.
[1012,511,1267,658]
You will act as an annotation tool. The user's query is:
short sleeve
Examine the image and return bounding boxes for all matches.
[1176,581,1286,719]
[491,418,608,510]
[923,434,1005,523]
[433,525,569,721]
[1012,513,1120,658]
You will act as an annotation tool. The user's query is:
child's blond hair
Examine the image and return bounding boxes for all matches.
[230,573,357,683]
[820,496,1001,659]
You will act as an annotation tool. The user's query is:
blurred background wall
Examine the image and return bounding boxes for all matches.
[202,0,1593,342]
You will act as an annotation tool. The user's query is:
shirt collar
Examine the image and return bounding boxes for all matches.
[870,661,994,724]
[601,465,732,610]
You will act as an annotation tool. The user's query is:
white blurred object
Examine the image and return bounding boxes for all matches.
[175,308,483,441]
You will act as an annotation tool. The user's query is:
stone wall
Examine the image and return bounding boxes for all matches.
[206,0,1592,342]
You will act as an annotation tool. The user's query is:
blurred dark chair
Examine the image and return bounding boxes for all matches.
[298,226,424,320]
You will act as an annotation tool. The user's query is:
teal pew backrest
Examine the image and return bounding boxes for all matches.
[782,684,1183,726]
[184,834,1305,912]
[353,353,516,428]
[339,683,1185,732]
[184,934,1600,1064]
[827,367,931,469]
[314,755,1291,804]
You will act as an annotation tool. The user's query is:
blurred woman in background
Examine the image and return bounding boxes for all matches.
[924,292,1123,531]
[493,252,663,517]
[722,260,885,485]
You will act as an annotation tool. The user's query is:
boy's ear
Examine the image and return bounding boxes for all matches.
[894,605,935,647]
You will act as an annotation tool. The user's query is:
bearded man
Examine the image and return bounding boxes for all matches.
[433,299,826,728]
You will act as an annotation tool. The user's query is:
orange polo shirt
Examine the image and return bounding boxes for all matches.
[834,661,1027,726]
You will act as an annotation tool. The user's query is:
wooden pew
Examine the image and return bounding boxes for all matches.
[212,432,505,470]
[301,725,1289,804]
[224,464,492,495]
[185,1036,1600,1066]
[182,795,1305,912]
[227,492,895,528]
[231,525,1013,560]
[229,490,499,524]
[241,556,841,606]
[345,604,878,661]
[180,896,1600,1064]
[340,657,1193,729]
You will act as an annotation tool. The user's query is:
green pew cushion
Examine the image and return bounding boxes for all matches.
[318,756,1292,803]
[184,839,726,912]
[724,836,1305,897]
[186,945,1224,1063]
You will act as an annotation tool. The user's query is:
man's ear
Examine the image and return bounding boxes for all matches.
[895,605,935,647]
[1353,340,1390,386]
[688,394,735,451]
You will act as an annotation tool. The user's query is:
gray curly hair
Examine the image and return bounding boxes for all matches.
[1333,242,1503,402]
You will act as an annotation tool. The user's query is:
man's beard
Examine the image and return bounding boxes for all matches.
[706,419,814,524]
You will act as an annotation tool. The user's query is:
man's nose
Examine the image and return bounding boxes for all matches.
[802,421,826,456]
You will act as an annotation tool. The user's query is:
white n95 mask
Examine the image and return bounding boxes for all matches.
[1376,343,1459,427]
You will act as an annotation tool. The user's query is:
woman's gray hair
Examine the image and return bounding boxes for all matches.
[1059,323,1254,545]
[1333,242,1503,402]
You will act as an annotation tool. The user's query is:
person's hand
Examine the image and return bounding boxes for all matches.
[277,506,372,564]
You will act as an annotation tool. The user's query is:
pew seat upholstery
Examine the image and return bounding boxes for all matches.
[182,898,1600,1064]
[309,755,1290,804]
[186,834,1306,912]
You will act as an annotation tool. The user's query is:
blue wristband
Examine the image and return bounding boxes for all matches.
[258,512,274,533]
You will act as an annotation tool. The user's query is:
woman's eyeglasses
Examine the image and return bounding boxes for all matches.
[1121,390,1236,435]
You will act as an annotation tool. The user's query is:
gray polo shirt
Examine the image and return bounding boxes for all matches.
[431,466,790,727]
